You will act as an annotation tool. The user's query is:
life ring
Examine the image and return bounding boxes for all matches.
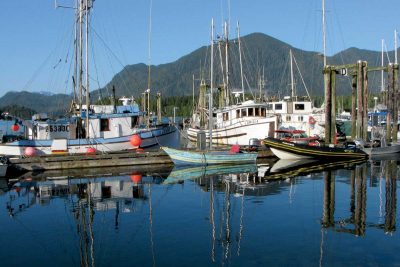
[309,116,316,125]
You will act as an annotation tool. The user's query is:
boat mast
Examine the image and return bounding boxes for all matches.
[209,19,214,149]
[381,39,384,92]
[224,21,230,106]
[395,29,398,64]
[85,0,90,137]
[322,0,327,66]
[147,0,153,128]
[79,0,83,110]
[237,21,245,102]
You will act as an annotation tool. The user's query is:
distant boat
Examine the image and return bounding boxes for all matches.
[161,146,258,166]
[263,137,368,160]
[163,163,257,184]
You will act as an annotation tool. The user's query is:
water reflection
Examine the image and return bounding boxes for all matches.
[0,157,399,266]
[321,159,399,236]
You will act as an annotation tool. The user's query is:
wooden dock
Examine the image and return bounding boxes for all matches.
[5,146,275,173]
[8,150,173,172]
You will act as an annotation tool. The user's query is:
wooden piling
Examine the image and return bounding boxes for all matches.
[386,64,393,142]
[392,64,399,142]
[330,69,337,143]
[357,61,364,139]
[351,75,357,139]
[324,66,332,144]
[362,62,369,140]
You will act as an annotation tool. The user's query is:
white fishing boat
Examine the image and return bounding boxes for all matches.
[0,1,175,156]
[264,50,325,138]
[187,20,278,146]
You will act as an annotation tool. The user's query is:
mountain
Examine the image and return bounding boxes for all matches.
[91,33,389,100]
[0,32,392,115]
[0,91,72,117]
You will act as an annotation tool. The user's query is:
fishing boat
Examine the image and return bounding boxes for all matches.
[186,20,278,146]
[0,1,175,156]
[161,146,258,166]
[263,137,368,160]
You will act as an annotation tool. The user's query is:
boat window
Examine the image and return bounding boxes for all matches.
[241,109,247,117]
[131,116,139,128]
[275,103,282,110]
[298,116,304,122]
[248,108,254,116]
[236,109,241,118]
[100,118,110,131]
[286,115,291,121]
[255,108,260,116]
[261,108,266,117]
[295,104,305,110]
[223,112,229,121]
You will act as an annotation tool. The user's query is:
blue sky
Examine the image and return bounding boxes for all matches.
[1,0,399,97]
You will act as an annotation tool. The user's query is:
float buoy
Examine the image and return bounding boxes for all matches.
[130,134,142,147]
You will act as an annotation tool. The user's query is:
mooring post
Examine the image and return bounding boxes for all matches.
[356,61,364,139]
[324,66,332,144]
[386,64,393,142]
[392,64,399,142]
[351,75,357,139]
[362,61,369,140]
[330,68,337,143]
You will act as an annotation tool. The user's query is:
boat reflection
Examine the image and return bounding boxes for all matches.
[5,165,172,218]
[164,164,258,184]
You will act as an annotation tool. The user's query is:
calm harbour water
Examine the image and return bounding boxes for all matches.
[0,156,399,267]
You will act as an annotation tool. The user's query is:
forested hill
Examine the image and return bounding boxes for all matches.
[93,32,388,100]
[0,32,392,115]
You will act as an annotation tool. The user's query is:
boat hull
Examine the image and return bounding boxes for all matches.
[362,142,400,156]
[161,146,258,166]
[263,137,368,160]
[187,117,276,146]
[0,125,176,156]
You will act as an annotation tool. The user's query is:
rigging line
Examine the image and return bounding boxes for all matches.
[383,42,392,64]
[89,27,107,99]
[292,53,311,99]
[91,27,131,96]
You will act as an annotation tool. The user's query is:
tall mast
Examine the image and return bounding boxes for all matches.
[85,0,90,137]
[73,0,78,106]
[237,21,245,102]
[209,19,214,148]
[79,0,83,109]
[381,39,385,92]
[290,49,295,98]
[224,21,230,106]
[322,0,327,67]
[395,29,398,64]
[146,0,153,128]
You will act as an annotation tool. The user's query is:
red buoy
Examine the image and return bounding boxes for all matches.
[130,174,142,183]
[24,147,36,156]
[130,134,142,147]
[86,147,96,154]
[11,124,20,132]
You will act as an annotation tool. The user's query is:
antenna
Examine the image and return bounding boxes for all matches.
[322,0,327,66]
